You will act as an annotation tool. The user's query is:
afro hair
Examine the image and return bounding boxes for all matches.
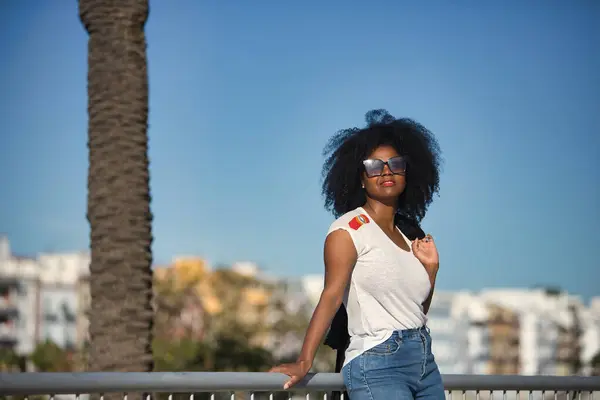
[321,109,442,224]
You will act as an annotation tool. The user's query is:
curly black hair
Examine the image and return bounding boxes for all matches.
[321,109,442,224]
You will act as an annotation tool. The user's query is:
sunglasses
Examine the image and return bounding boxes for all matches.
[362,156,407,178]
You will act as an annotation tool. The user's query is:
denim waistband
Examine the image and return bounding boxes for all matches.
[390,325,430,340]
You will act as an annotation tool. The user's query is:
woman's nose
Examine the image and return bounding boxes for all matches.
[381,163,393,175]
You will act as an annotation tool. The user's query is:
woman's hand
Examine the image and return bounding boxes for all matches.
[269,360,312,389]
[412,234,439,276]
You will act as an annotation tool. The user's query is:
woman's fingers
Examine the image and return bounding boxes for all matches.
[284,375,302,390]
[270,364,304,390]
[412,238,421,253]
[269,364,290,374]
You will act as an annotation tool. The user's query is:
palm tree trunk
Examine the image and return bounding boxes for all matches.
[79,0,154,376]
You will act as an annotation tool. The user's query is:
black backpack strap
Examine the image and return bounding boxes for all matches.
[324,305,350,350]
[331,347,346,399]
[325,306,349,400]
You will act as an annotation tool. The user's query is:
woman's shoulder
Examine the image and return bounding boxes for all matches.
[327,207,371,234]
[326,207,372,255]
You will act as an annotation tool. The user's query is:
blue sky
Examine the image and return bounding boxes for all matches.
[0,1,598,299]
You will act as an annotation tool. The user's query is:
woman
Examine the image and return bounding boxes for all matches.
[270,109,444,399]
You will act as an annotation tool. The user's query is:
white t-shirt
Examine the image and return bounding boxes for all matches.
[326,206,432,366]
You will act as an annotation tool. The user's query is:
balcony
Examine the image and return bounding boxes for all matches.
[0,282,19,318]
[0,321,17,346]
[0,299,18,318]
[0,373,599,400]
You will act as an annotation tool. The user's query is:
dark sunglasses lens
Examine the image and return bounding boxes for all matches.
[388,157,407,174]
[363,160,384,177]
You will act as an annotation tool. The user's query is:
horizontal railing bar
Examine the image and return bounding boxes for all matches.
[0,372,340,395]
[443,374,600,391]
[0,372,599,395]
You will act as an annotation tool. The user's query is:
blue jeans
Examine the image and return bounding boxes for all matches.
[342,327,444,400]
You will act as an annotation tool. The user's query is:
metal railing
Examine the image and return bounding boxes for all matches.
[0,372,599,400]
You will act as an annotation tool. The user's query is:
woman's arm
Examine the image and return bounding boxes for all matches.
[270,229,357,389]
[422,270,438,314]
[297,230,356,363]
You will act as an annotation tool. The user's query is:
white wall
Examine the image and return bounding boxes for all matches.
[428,291,472,374]
[0,238,90,354]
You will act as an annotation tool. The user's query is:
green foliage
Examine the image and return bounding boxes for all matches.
[0,347,21,372]
[150,266,336,400]
[0,344,62,400]
[153,334,274,373]
[153,335,276,400]
[212,335,274,372]
[591,351,600,376]
[592,351,600,365]
[153,336,211,371]
[31,339,74,372]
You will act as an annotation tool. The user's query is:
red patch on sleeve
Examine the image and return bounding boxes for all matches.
[348,214,370,230]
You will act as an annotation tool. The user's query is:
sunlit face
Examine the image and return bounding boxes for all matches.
[361,145,407,200]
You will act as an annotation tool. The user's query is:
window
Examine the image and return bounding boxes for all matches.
[43,298,58,322]
[61,302,77,323]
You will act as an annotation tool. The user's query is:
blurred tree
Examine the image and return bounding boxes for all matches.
[152,335,274,400]
[154,273,207,343]
[591,351,600,376]
[0,348,40,400]
[212,335,274,372]
[152,266,334,399]
[266,282,336,372]
[30,340,74,372]
[153,337,210,371]
[78,0,155,390]
[153,267,275,371]
[0,347,21,372]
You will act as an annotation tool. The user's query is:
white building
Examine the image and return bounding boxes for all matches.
[231,261,258,277]
[580,297,600,375]
[36,252,90,349]
[474,288,599,375]
[0,242,41,355]
[427,291,473,374]
[264,278,311,362]
[0,236,90,355]
[464,296,491,374]
[0,276,19,352]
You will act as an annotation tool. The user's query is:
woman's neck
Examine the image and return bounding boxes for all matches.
[362,200,397,231]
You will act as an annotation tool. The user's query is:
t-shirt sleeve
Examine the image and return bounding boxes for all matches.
[326,220,366,257]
